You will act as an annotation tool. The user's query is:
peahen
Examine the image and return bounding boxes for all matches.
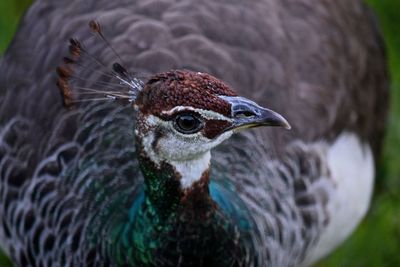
[0,0,388,266]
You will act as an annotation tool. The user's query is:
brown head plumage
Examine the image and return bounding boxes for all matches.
[136,70,237,117]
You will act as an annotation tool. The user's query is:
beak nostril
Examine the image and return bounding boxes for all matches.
[234,110,256,118]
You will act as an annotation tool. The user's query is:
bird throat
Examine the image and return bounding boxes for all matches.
[137,137,215,218]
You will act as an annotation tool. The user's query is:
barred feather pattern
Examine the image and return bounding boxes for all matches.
[0,101,139,266]
[0,0,388,266]
[212,131,333,266]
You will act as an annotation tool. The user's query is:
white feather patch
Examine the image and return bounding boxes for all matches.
[161,106,232,121]
[301,132,374,266]
[169,152,211,189]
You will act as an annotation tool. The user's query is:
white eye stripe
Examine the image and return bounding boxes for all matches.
[161,106,232,122]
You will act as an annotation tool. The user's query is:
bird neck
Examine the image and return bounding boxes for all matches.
[106,138,242,266]
[136,137,215,219]
[102,138,255,266]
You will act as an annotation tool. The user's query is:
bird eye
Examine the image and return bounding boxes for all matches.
[174,113,203,134]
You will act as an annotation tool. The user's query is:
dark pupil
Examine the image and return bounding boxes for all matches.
[177,115,199,132]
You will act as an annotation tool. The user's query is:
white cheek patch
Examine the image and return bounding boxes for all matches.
[139,115,164,165]
[139,114,233,188]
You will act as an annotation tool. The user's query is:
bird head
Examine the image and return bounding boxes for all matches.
[134,70,290,172]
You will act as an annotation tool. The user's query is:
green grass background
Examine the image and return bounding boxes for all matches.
[0,0,399,266]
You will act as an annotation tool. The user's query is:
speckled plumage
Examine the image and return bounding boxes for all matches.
[0,0,388,267]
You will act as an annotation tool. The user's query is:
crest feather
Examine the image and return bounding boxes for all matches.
[56,20,145,107]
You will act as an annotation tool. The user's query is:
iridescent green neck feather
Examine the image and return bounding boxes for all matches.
[103,139,254,267]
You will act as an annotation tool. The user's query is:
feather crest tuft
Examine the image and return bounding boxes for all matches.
[56,20,145,108]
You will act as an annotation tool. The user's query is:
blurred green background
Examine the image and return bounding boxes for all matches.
[0,0,399,266]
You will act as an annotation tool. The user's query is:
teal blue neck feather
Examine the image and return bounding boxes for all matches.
[102,147,257,266]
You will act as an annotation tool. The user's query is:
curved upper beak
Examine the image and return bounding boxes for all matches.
[220,96,291,132]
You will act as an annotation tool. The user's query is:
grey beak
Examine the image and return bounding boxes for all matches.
[220,96,291,131]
